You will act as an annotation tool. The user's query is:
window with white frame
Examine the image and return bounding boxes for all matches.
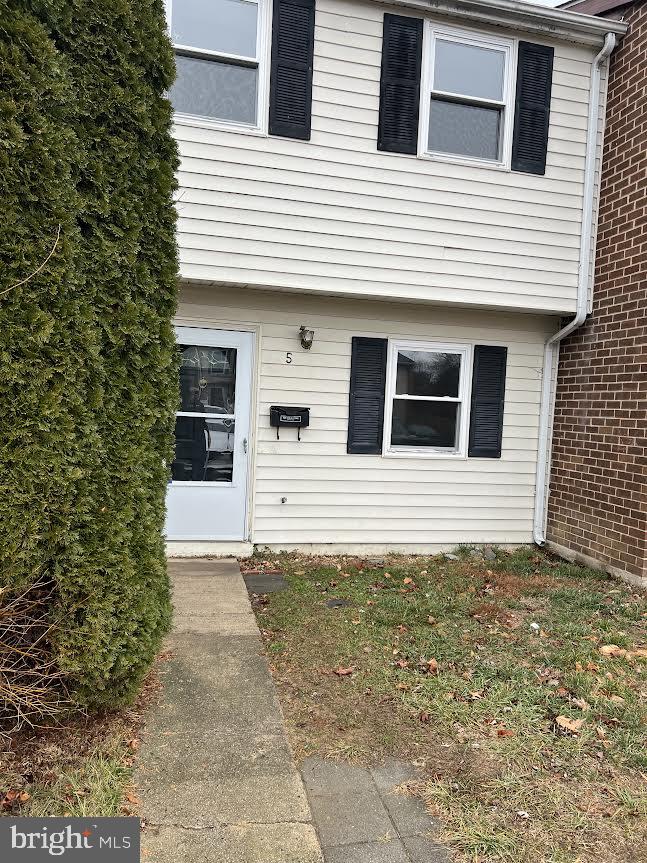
[167,0,267,128]
[422,27,514,165]
[385,342,470,455]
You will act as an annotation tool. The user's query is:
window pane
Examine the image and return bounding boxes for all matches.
[171,56,257,124]
[396,351,461,397]
[429,98,501,161]
[172,417,235,482]
[391,401,459,449]
[434,40,505,101]
[172,0,258,58]
[178,345,236,413]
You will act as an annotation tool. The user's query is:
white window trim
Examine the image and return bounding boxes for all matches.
[418,23,517,171]
[383,339,473,459]
[165,0,272,136]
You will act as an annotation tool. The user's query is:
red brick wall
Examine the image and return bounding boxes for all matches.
[547,1,647,580]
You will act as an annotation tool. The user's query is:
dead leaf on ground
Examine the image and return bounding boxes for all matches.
[573,697,590,711]
[333,666,355,676]
[555,715,584,734]
[125,792,141,805]
[599,645,627,658]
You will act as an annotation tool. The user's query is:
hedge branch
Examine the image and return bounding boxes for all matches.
[0,224,61,297]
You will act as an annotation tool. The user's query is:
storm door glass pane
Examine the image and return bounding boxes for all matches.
[172,417,235,482]
[391,401,459,449]
[429,98,501,160]
[172,0,258,58]
[396,351,461,397]
[434,40,505,101]
[178,345,237,413]
[171,56,257,124]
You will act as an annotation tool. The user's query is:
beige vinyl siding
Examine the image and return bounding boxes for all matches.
[174,0,603,315]
[177,284,555,549]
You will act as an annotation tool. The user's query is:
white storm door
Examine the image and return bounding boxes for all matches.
[166,327,254,541]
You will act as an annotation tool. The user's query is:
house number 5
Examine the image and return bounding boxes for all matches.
[285,352,292,364]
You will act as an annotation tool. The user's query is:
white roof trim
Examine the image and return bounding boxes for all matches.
[370,0,627,46]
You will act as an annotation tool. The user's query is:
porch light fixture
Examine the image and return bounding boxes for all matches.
[299,325,314,350]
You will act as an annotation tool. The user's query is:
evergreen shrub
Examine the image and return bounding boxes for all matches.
[0,0,178,711]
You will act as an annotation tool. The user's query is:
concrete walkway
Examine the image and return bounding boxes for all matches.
[136,558,323,863]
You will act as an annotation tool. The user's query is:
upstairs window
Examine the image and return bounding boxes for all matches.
[167,0,268,129]
[420,27,514,166]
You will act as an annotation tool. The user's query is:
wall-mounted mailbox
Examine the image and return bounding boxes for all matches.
[270,406,310,440]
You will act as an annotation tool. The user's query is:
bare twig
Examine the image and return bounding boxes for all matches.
[0,224,62,298]
[0,577,73,732]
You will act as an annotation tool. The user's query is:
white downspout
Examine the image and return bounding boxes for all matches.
[533,32,616,546]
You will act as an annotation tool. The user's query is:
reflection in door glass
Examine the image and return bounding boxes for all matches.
[173,342,238,483]
[172,417,235,482]
[178,345,237,413]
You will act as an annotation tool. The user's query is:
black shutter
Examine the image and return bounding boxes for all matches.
[269,0,315,140]
[468,346,507,458]
[347,338,388,454]
[511,41,554,175]
[377,14,423,155]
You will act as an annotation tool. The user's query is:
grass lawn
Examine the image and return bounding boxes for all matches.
[0,661,164,817]
[245,548,647,863]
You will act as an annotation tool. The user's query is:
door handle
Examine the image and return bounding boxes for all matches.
[242,437,248,453]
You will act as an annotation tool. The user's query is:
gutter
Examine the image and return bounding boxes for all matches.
[533,32,617,547]
[378,0,627,46]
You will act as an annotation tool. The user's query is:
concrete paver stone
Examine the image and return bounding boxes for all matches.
[301,756,449,862]
[142,823,322,863]
[323,839,410,863]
